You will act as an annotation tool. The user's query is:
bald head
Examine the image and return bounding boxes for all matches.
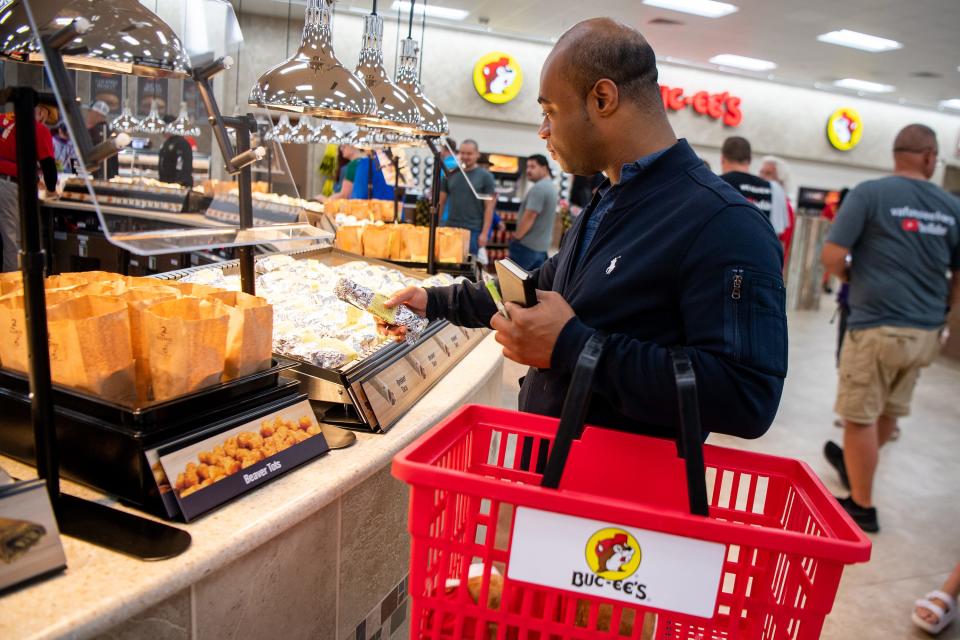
[891,123,939,180]
[894,124,937,154]
[552,18,661,110]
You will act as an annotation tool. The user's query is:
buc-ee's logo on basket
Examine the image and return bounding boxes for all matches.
[571,528,648,600]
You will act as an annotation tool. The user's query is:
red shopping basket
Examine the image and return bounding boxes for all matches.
[393,335,871,640]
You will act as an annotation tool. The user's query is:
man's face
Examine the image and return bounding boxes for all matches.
[459,143,479,170]
[537,52,602,176]
[34,106,50,123]
[526,159,546,181]
[758,161,778,184]
[921,146,939,180]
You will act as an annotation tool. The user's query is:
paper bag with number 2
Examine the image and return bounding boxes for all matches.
[144,298,229,402]
[45,295,137,403]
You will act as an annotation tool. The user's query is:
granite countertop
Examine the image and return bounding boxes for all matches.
[0,334,504,640]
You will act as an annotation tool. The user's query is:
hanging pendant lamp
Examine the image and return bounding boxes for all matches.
[249,0,376,121]
[137,98,165,134]
[165,102,200,137]
[354,7,421,133]
[0,0,191,77]
[309,119,344,144]
[110,100,141,133]
[265,113,297,143]
[394,1,447,137]
[289,115,314,144]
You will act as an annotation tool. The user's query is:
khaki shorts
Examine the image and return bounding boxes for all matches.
[835,325,941,424]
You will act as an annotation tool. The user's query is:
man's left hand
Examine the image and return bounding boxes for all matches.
[490,290,575,368]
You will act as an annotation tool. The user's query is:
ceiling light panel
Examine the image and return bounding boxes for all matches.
[389,1,468,21]
[816,29,902,53]
[833,78,895,93]
[709,54,776,71]
[939,99,960,111]
[642,0,738,19]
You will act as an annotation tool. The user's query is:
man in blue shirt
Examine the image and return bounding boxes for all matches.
[382,18,786,441]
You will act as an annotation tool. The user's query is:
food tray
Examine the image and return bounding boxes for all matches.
[0,358,296,433]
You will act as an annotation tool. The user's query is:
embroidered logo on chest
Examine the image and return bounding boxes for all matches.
[606,256,621,275]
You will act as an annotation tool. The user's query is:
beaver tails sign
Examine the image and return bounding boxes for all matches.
[474,52,523,104]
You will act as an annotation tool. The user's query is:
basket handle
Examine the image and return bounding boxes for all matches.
[540,338,710,517]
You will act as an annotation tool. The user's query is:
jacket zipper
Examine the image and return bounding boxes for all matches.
[731,268,743,360]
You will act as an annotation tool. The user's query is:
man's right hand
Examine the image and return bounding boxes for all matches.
[379,286,428,341]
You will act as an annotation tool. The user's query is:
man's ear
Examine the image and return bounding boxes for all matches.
[589,79,620,117]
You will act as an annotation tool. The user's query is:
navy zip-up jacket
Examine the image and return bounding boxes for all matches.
[426,140,787,440]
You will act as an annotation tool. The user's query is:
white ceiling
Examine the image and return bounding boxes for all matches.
[242,0,960,111]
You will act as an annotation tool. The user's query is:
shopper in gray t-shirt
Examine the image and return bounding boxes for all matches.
[820,123,960,533]
[509,154,559,270]
[438,139,496,255]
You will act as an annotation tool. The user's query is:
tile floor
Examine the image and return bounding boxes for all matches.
[497,298,960,639]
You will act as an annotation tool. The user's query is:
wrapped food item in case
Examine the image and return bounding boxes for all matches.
[334,277,428,343]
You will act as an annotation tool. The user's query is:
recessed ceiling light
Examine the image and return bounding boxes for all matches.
[816,29,902,53]
[940,98,960,111]
[389,1,469,21]
[642,0,737,19]
[709,54,776,71]
[833,78,895,93]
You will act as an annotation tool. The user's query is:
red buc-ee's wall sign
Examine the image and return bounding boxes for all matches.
[659,85,743,127]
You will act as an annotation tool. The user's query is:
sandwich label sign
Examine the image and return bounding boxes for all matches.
[508,507,726,618]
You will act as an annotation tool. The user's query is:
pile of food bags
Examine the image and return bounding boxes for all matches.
[0,271,272,405]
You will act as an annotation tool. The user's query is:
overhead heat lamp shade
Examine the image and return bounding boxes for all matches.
[395,37,447,136]
[165,102,200,137]
[111,100,141,133]
[289,115,314,144]
[0,0,191,77]
[265,113,297,143]
[310,119,346,144]
[137,98,165,134]
[249,0,376,121]
[354,12,422,133]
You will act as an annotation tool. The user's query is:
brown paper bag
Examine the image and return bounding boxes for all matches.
[44,273,86,290]
[117,286,181,403]
[0,289,76,372]
[335,225,364,254]
[437,228,466,263]
[0,272,22,295]
[175,282,222,298]
[389,224,411,260]
[405,226,430,263]
[361,224,394,259]
[144,297,229,402]
[45,295,137,403]
[207,291,273,380]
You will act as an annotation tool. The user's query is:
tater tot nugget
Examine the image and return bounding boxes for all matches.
[238,432,264,450]
[185,463,199,487]
[180,485,201,498]
[175,472,188,491]
[223,458,241,475]
[198,451,215,465]
[306,424,322,436]
[260,421,275,437]
[298,416,313,430]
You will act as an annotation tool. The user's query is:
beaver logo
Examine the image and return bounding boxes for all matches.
[827,107,863,151]
[473,52,523,105]
[585,527,642,580]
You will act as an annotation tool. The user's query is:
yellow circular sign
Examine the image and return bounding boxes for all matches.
[584,528,642,581]
[473,52,523,104]
[827,107,863,151]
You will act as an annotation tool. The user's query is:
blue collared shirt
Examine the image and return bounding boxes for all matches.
[576,146,671,264]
